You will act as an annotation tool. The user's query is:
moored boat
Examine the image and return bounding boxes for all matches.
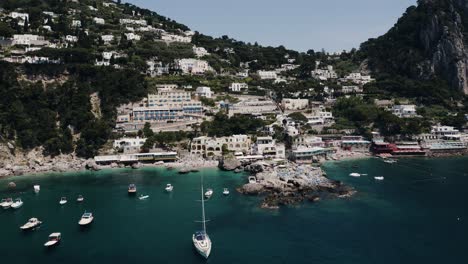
[11,198,23,209]
[349,173,361,177]
[44,233,61,247]
[204,189,213,199]
[128,184,137,194]
[77,195,84,202]
[374,176,385,181]
[193,175,212,259]
[223,188,230,196]
[59,197,67,205]
[34,185,40,193]
[20,218,42,230]
[165,184,174,192]
[2,198,13,209]
[78,212,94,226]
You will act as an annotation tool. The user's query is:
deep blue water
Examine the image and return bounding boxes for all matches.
[0,157,467,263]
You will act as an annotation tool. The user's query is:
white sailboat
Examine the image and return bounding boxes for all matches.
[192,176,212,259]
[34,185,40,194]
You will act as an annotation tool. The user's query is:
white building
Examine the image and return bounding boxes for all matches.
[342,85,363,94]
[431,125,462,139]
[311,65,337,80]
[191,135,252,157]
[252,136,285,159]
[281,98,309,110]
[146,61,169,77]
[93,17,105,24]
[113,137,147,153]
[155,84,178,92]
[257,70,277,80]
[230,83,248,92]
[12,34,47,46]
[9,12,29,26]
[391,105,418,118]
[306,111,334,125]
[124,33,141,41]
[119,19,147,26]
[65,35,78,43]
[195,86,213,98]
[175,59,212,74]
[293,135,324,148]
[193,46,209,58]
[345,72,375,84]
[161,34,192,43]
[71,20,81,27]
[101,35,114,44]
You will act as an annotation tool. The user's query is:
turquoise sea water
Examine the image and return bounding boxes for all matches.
[0,157,467,264]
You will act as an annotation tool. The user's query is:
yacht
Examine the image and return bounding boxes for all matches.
[128,184,137,194]
[204,189,213,199]
[20,218,42,230]
[165,184,174,192]
[374,176,385,181]
[192,176,212,259]
[77,195,84,202]
[34,185,40,193]
[11,198,23,209]
[223,188,230,196]
[78,212,94,226]
[44,233,61,247]
[59,197,67,205]
[2,198,13,209]
[349,173,361,177]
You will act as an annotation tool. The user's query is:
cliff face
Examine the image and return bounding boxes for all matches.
[363,0,468,94]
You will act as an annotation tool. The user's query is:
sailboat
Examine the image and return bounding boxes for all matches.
[192,176,212,259]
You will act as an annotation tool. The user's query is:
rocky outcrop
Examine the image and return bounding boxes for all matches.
[219,155,241,171]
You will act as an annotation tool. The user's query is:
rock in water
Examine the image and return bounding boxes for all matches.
[84,159,100,171]
[8,182,16,189]
[131,163,140,169]
[219,155,241,171]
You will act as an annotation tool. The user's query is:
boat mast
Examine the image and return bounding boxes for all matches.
[201,175,206,233]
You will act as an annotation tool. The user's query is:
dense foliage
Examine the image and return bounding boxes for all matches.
[200,112,265,137]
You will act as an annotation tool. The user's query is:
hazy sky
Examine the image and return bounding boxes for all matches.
[125,0,417,52]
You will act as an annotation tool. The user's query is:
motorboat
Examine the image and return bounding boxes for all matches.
[59,197,67,205]
[128,184,137,194]
[204,189,213,199]
[165,184,174,192]
[383,159,397,164]
[193,176,212,259]
[77,195,84,202]
[20,218,42,230]
[2,198,13,209]
[78,212,94,226]
[349,173,361,177]
[139,195,149,200]
[0,199,7,208]
[11,198,23,209]
[34,185,40,193]
[374,176,385,181]
[248,176,257,184]
[44,233,61,247]
[223,188,230,196]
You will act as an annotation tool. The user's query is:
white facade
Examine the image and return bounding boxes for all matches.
[195,86,213,98]
[71,20,81,27]
[119,19,147,26]
[12,34,47,45]
[311,65,337,80]
[114,137,147,153]
[161,34,192,43]
[124,33,141,41]
[230,83,248,92]
[431,125,461,139]
[193,46,209,57]
[175,59,212,74]
[281,98,309,110]
[342,85,363,94]
[391,105,418,118]
[345,72,374,84]
[65,35,78,42]
[257,70,277,80]
[191,135,252,157]
[253,136,285,159]
[9,12,29,25]
[101,35,114,43]
[93,17,105,24]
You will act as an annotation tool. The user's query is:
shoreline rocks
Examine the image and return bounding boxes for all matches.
[219,155,241,171]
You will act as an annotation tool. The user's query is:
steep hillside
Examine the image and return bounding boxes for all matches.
[361,0,468,94]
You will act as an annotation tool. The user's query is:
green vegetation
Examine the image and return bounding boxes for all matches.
[201,113,265,137]
[287,112,308,124]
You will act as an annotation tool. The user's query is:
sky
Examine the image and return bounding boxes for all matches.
[125,0,417,52]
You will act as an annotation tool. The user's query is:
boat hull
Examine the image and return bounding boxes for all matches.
[192,235,212,259]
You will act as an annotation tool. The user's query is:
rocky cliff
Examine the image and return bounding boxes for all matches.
[362,0,468,94]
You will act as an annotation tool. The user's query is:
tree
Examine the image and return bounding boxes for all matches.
[142,122,154,138]
[287,112,308,124]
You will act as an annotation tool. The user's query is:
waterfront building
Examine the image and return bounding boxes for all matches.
[190,135,252,157]
[113,137,147,153]
[94,152,177,165]
[252,136,286,159]
[431,125,461,139]
[293,135,325,148]
[341,136,371,151]
[290,146,332,162]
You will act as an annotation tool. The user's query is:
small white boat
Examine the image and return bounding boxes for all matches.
[204,189,213,199]
[77,195,84,202]
[20,218,42,230]
[128,184,137,194]
[44,233,61,247]
[139,195,149,200]
[0,199,7,208]
[383,159,397,164]
[78,212,94,226]
[11,198,23,209]
[59,197,67,205]
[349,173,361,177]
[34,185,40,193]
[248,176,257,184]
[223,188,230,196]
[374,176,385,181]
[2,198,13,209]
[165,184,174,192]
